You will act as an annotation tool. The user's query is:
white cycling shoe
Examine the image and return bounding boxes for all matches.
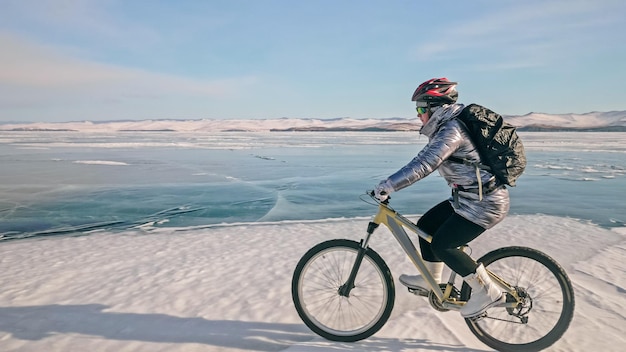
[460,263,506,318]
[399,261,444,294]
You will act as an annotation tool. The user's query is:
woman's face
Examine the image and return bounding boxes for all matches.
[418,109,430,125]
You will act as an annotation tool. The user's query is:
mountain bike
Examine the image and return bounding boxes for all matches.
[291,192,575,352]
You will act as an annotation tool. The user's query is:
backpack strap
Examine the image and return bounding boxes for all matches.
[447,156,491,201]
[447,156,492,171]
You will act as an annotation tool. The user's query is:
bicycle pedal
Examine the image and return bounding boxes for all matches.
[407,287,429,297]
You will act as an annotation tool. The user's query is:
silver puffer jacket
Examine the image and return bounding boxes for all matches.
[386,103,510,229]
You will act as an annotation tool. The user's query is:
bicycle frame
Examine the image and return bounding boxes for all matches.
[344,196,521,311]
[294,193,574,349]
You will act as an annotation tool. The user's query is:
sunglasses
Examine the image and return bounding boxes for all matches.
[416,107,429,115]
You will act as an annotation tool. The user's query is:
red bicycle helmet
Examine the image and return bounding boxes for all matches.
[411,78,458,107]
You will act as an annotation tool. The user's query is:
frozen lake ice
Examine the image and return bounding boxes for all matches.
[1,131,624,239]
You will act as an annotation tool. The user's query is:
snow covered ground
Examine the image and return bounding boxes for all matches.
[1,214,624,351]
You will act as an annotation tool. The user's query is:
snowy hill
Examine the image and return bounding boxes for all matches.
[1,111,625,132]
[508,111,626,131]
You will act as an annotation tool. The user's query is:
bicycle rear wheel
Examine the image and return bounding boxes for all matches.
[461,246,575,352]
[292,239,394,342]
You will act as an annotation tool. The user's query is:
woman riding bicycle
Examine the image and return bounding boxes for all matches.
[374,77,509,318]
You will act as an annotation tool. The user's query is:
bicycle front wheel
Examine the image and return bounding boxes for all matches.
[461,246,575,352]
[292,239,395,342]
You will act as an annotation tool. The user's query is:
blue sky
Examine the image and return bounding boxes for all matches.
[1,0,625,122]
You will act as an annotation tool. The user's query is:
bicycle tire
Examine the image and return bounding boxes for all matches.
[292,239,395,342]
[460,246,575,352]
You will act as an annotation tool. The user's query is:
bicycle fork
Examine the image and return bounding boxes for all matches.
[338,221,379,297]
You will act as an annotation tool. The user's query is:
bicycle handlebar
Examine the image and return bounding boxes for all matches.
[366,190,390,205]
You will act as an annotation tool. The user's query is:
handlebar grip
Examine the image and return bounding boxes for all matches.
[367,190,390,204]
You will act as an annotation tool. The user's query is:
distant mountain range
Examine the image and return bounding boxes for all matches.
[507,111,626,132]
[1,111,625,132]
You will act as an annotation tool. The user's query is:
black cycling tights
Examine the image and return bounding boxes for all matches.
[417,200,486,277]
